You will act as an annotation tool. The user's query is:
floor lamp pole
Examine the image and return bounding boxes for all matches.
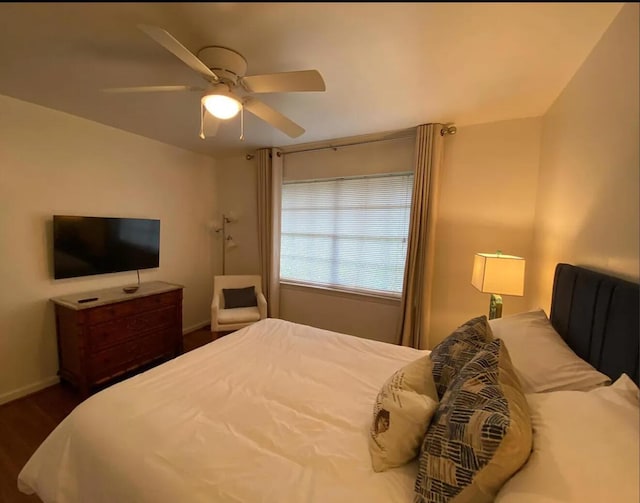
[217,213,236,275]
[221,214,227,275]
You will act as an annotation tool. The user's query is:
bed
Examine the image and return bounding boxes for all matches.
[18,263,640,503]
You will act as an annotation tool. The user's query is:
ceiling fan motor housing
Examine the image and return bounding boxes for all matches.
[197,46,248,85]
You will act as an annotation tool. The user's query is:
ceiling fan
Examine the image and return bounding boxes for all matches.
[102,24,326,140]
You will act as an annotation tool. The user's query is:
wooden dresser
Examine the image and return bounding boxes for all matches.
[52,281,184,396]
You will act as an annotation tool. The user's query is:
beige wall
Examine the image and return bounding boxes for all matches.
[530,3,640,312]
[211,154,261,276]
[0,95,217,403]
[429,117,542,347]
[283,136,415,180]
[280,284,401,344]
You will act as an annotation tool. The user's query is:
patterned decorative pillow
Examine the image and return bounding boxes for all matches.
[415,339,533,503]
[369,355,440,472]
[430,315,494,399]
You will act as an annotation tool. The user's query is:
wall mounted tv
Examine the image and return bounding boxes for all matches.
[53,215,160,280]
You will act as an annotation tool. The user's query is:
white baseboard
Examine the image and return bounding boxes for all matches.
[183,320,210,335]
[1,324,210,405]
[0,375,61,406]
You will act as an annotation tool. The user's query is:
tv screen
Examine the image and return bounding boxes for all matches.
[53,215,160,279]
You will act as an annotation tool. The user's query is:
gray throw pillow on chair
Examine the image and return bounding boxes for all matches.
[222,286,257,309]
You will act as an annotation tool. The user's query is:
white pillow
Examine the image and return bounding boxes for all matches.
[489,309,611,393]
[368,355,439,472]
[495,374,639,503]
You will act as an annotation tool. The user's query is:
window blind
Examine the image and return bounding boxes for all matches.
[280,173,413,295]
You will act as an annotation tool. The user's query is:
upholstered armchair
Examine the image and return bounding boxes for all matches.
[211,275,267,336]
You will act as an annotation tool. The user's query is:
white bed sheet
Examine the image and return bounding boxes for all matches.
[18,318,427,503]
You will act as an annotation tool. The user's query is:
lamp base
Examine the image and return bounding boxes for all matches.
[489,294,503,320]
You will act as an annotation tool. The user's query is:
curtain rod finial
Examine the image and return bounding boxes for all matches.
[440,124,457,136]
[246,154,254,160]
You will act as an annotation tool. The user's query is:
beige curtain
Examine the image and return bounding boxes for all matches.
[398,124,445,349]
[257,148,282,317]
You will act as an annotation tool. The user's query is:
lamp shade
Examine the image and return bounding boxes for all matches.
[471,253,525,296]
[202,91,241,120]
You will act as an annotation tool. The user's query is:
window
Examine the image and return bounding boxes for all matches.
[280,173,413,295]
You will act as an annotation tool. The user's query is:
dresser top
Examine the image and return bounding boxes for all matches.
[51,281,184,310]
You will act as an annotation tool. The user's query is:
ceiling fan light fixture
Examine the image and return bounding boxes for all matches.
[202,91,241,120]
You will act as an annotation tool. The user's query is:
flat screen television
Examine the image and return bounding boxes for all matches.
[53,215,160,279]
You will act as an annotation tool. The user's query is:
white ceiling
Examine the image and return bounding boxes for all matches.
[0,3,623,158]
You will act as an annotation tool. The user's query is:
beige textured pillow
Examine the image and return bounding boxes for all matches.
[369,355,439,472]
[415,339,533,503]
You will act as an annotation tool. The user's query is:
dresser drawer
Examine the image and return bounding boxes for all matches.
[84,291,179,325]
[87,306,178,352]
[89,329,173,382]
[130,328,173,363]
[85,301,138,325]
[134,291,181,312]
[88,343,133,382]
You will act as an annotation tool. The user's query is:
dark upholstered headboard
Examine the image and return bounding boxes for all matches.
[550,263,639,386]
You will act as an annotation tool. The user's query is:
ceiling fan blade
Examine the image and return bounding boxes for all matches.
[101,85,203,93]
[137,24,219,82]
[243,97,305,138]
[241,70,326,94]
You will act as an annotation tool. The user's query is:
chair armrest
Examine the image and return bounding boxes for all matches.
[212,293,221,313]
[257,292,268,319]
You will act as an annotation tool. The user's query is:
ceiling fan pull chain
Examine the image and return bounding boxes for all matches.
[239,105,245,141]
[199,101,206,140]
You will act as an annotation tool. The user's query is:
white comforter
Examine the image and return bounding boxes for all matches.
[19,318,427,503]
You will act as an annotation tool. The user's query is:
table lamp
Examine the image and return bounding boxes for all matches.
[471,251,525,319]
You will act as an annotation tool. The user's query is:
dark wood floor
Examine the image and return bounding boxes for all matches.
[0,326,215,503]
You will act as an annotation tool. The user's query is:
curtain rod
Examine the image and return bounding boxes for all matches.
[245,124,456,160]
[277,128,416,156]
